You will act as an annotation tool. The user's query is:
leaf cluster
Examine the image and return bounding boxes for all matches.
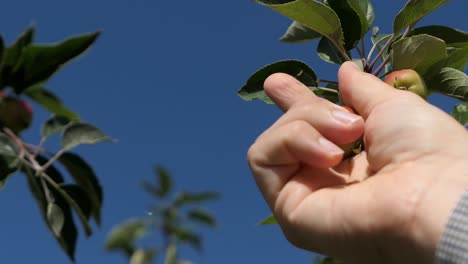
[105,166,220,264]
[238,0,467,122]
[0,27,111,262]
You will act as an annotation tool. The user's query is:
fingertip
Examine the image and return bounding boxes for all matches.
[264,73,310,112]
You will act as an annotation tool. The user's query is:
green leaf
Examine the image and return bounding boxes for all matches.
[327,0,361,50]
[62,184,93,221]
[9,31,100,93]
[451,104,468,127]
[410,26,468,46]
[393,0,449,34]
[391,34,447,76]
[314,257,343,264]
[24,168,78,261]
[25,86,80,121]
[0,132,20,188]
[174,191,220,207]
[172,227,202,251]
[1,26,34,87]
[257,0,345,49]
[317,37,348,64]
[61,122,112,150]
[105,219,148,253]
[47,203,65,237]
[35,154,65,183]
[258,214,277,225]
[130,249,157,264]
[238,60,318,103]
[58,152,103,225]
[155,165,172,197]
[42,115,72,138]
[280,21,322,43]
[44,176,93,237]
[188,209,216,227]
[445,44,468,72]
[427,67,468,102]
[311,86,340,104]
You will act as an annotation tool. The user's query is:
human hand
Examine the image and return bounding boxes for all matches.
[247,61,468,264]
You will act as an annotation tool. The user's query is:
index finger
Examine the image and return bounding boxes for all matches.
[264,73,318,112]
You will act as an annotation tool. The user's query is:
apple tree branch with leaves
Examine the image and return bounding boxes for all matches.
[0,27,111,261]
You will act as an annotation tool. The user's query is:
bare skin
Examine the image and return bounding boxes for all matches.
[247,62,468,264]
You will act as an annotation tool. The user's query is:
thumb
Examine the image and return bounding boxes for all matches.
[338,61,399,119]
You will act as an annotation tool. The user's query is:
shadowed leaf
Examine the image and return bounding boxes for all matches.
[188,209,216,227]
[42,115,71,138]
[10,31,100,93]
[25,86,80,121]
[155,165,172,197]
[58,152,103,225]
[238,60,317,103]
[280,21,322,43]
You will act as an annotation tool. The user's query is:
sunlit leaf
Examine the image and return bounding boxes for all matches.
[61,122,112,150]
[451,104,468,127]
[47,202,65,237]
[130,249,157,264]
[105,219,148,254]
[391,34,447,76]
[427,67,468,102]
[10,31,100,93]
[25,86,80,121]
[393,0,449,34]
[445,44,468,72]
[238,60,318,103]
[42,115,71,138]
[256,0,345,48]
[280,21,322,43]
[258,214,277,225]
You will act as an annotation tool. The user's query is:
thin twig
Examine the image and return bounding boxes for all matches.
[368,34,395,72]
[319,79,338,85]
[372,25,414,76]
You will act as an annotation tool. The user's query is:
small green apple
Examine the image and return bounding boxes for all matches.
[384,69,427,99]
[0,94,33,134]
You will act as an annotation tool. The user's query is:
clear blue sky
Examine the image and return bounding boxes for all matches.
[0,1,465,263]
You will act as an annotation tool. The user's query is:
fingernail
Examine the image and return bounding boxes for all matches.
[318,137,343,154]
[331,109,361,124]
